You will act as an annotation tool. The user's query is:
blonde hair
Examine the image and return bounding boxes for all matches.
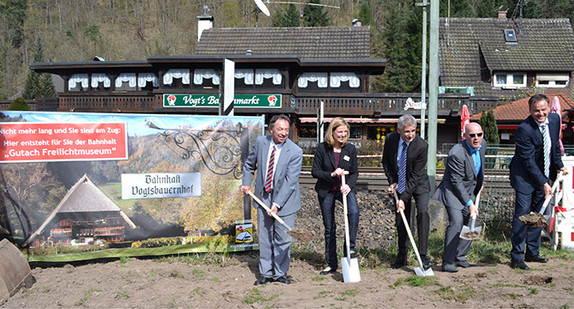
[325,117,350,147]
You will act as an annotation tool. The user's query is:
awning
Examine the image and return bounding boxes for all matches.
[498,125,519,130]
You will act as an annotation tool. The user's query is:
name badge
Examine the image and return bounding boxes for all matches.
[343,155,350,161]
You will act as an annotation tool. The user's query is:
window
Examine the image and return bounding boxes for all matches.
[535,73,569,88]
[493,72,526,89]
[504,29,517,42]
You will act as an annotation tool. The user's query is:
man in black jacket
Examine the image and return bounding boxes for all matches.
[382,114,432,269]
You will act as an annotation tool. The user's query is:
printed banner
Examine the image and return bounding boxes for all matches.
[0,111,264,262]
[163,94,281,108]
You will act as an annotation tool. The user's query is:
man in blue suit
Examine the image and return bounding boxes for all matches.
[510,94,567,270]
[241,114,303,285]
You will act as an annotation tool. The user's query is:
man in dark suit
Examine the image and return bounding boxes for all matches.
[241,114,303,285]
[434,122,486,272]
[382,114,432,269]
[509,94,567,270]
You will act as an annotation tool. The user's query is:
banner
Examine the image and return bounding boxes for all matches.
[0,111,264,262]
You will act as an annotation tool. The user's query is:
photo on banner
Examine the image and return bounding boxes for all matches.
[0,111,264,262]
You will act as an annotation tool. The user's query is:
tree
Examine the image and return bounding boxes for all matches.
[23,37,55,99]
[302,0,331,27]
[479,110,500,145]
[8,97,30,111]
[0,0,27,48]
[357,1,374,26]
[273,4,301,27]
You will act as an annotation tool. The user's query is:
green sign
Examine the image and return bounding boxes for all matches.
[163,94,281,108]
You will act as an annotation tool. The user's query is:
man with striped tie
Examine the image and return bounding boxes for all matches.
[509,94,567,270]
[241,114,303,285]
[382,114,432,270]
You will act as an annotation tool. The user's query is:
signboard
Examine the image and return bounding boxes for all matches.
[121,172,201,199]
[0,122,127,162]
[163,94,281,108]
[0,111,264,262]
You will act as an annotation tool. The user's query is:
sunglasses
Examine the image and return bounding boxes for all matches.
[469,133,483,138]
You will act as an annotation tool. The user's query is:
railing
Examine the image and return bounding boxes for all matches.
[294,93,497,116]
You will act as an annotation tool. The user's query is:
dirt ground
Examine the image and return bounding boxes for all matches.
[2,252,574,308]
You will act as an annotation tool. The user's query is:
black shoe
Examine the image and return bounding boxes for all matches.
[350,250,358,259]
[319,267,336,275]
[391,258,406,269]
[510,260,530,270]
[275,276,291,284]
[455,260,472,268]
[525,255,548,263]
[442,263,459,273]
[421,256,434,268]
[254,277,272,285]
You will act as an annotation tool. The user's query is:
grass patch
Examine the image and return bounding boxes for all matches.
[390,275,439,289]
[74,288,102,306]
[436,286,479,302]
[311,275,328,281]
[243,288,279,305]
[313,290,334,299]
[114,289,130,299]
[192,268,206,278]
[492,283,538,295]
[340,288,360,297]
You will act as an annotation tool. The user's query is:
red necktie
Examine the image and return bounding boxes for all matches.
[265,145,276,192]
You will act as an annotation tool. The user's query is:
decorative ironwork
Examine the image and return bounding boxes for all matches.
[146,120,244,178]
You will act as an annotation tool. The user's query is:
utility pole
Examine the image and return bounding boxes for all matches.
[416,0,429,140]
[427,0,439,191]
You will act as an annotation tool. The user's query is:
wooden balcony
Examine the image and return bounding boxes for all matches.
[294,93,497,117]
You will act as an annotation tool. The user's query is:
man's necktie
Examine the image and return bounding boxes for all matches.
[397,141,408,194]
[542,124,550,178]
[265,145,276,192]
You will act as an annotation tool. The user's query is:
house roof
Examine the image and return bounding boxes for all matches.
[439,18,574,97]
[195,26,372,60]
[23,175,135,246]
[471,91,574,122]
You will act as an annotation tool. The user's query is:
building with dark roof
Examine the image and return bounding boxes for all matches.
[439,15,574,99]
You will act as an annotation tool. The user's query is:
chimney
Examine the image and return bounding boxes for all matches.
[497,5,508,19]
[197,6,214,42]
[352,19,362,27]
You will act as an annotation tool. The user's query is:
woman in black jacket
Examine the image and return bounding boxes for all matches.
[311,117,360,275]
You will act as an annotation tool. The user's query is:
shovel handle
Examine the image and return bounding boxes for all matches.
[538,172,563,215]
[393,191,425,270]
[342,172,352,261]
[247,191,292,231]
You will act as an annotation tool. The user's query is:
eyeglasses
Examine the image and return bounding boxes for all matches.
[469,133,483,138]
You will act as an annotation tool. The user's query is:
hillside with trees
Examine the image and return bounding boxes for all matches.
[0,0,572,100]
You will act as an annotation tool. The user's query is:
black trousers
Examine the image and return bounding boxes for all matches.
[395,191,430,262]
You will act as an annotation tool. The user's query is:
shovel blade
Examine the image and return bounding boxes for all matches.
[341,257,361,283]
[460,226,482,240]
[414,266,435,277]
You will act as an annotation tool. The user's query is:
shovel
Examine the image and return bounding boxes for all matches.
[520,173,562,228]
[341,172,361,283]
[247,191,313,243]
[394,191,434,277]
[460,190,483,241]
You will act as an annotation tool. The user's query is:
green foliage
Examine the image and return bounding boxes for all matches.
[302,0,331,27]
[437,286,480,302]
[0,0,27,48]
[357,1,374,26]
[23,37,55,99]
[273,4,300,27]
[83,24,102,43]
[243,288,279,304]
[390,275,439,289]
[479,110,500,145]
[8,97,30,111]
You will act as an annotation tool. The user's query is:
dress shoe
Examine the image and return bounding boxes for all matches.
[391,260,406,269]
[525,255,548,263]
[421,256,434,268]
[510,260,530,270]
[319,267,336,275]
[455,260,472,268]
[350,250,358,259]
[275,276,291,284]
[254,276,272,285]
[442,263,459,273]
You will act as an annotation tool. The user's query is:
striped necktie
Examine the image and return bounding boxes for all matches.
[397,141,408,194]
[542,124,550,178]
[265,145,276,192]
